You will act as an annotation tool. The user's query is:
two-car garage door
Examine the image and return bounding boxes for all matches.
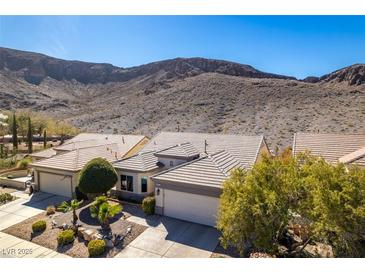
[39,172,72,198]
[163,189,219,227]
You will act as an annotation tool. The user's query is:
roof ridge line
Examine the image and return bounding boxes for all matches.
[208,150,239,176]
[151,154,208,179]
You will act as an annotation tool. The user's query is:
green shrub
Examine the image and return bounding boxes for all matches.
[88,239,106,257]
[46,205,56,215]
[142,197,155,215]
[16,157,32,169]
[78,158,118,195]
[0,193,14,204]
[0,158,16,170]
[57,229,75,246]
[32,220,47,233]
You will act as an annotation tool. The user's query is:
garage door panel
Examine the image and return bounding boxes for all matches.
[39,172,72,198]
[164,189,219,227]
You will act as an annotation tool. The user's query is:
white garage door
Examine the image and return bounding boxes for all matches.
[163,189,219,227]
[39,172,72,198]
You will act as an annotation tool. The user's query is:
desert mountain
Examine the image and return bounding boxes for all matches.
[0,47,364,149]
[0,47,293,85]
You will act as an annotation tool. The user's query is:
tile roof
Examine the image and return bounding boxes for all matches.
[59,133,146,157]
[31,148,57,159]
[142,131,265,167]
[54,139,102,151]
[152,150,242,188]
[293,133,365,167]
[154,142,200,159]
[30,144,122,171]
[113,151,162,172]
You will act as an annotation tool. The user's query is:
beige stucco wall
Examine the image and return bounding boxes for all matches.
[115,169,158,195]
[157,157,187,168]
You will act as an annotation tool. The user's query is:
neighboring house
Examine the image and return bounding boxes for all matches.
[292,133,365,168]
[29,133,148,198]
[113,131,269,226]
[31,148,57,161]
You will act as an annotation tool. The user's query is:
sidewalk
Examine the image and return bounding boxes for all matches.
[0,232,70,258]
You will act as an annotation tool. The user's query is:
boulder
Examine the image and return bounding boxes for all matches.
[91,233,103,241]
[77,227,86,239]
[104,239,114,248]
[82,229,97,242]
[278,245,289,256]
[304,243,334,258]
[51,220,58,228]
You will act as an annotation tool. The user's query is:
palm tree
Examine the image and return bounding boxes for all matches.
[57,199,83,230]
[90,196,122,230]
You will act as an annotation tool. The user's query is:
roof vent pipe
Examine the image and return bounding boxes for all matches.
[122,136,125,144]
[204,139,208,154]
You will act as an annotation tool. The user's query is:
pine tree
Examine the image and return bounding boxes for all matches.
[0,143,4,159]
[27,117,32,154]
[43,130,47,149]
[12,113,18,152]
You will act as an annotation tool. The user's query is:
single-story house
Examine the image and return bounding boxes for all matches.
[292,133,365,168]
[31,148,57,161]
[113,131,269,226]
[29,133,148,198]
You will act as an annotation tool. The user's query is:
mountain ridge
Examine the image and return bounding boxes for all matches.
[0,47,364,149]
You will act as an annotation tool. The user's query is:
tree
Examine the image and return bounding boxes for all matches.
[295,154,365,257]
[27,117,33,154]
[0,113,8,144]
[11,113,18,152]
[217,152,298,256]
[90,196,122,230]
[57,199,84,231]
[218,150,365,258]
[78,158,118,195]
[43,130,47,148]
[0,144,4,159]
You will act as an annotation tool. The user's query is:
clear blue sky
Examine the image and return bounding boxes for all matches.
[0,16,364,79]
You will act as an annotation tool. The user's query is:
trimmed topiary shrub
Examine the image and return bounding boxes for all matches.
[75,186,88,201]
[88,239,106,257]
[46,205,56,215]
[78,157,118,195]
[57,229,75,246]
[142,197,155,215]
[32,220,46,233]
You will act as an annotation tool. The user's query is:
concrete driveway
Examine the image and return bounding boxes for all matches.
[0,192,68,230]
[115,208,220,258]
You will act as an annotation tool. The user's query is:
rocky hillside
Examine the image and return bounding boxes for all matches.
[0,47,364,149]
[0,47,293,85]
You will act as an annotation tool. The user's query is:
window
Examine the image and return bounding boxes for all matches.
[121,175,126,190]
[127,176,133,192]
[141,177,147,193]
[170,160,174,167]
[121,175,133,192]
